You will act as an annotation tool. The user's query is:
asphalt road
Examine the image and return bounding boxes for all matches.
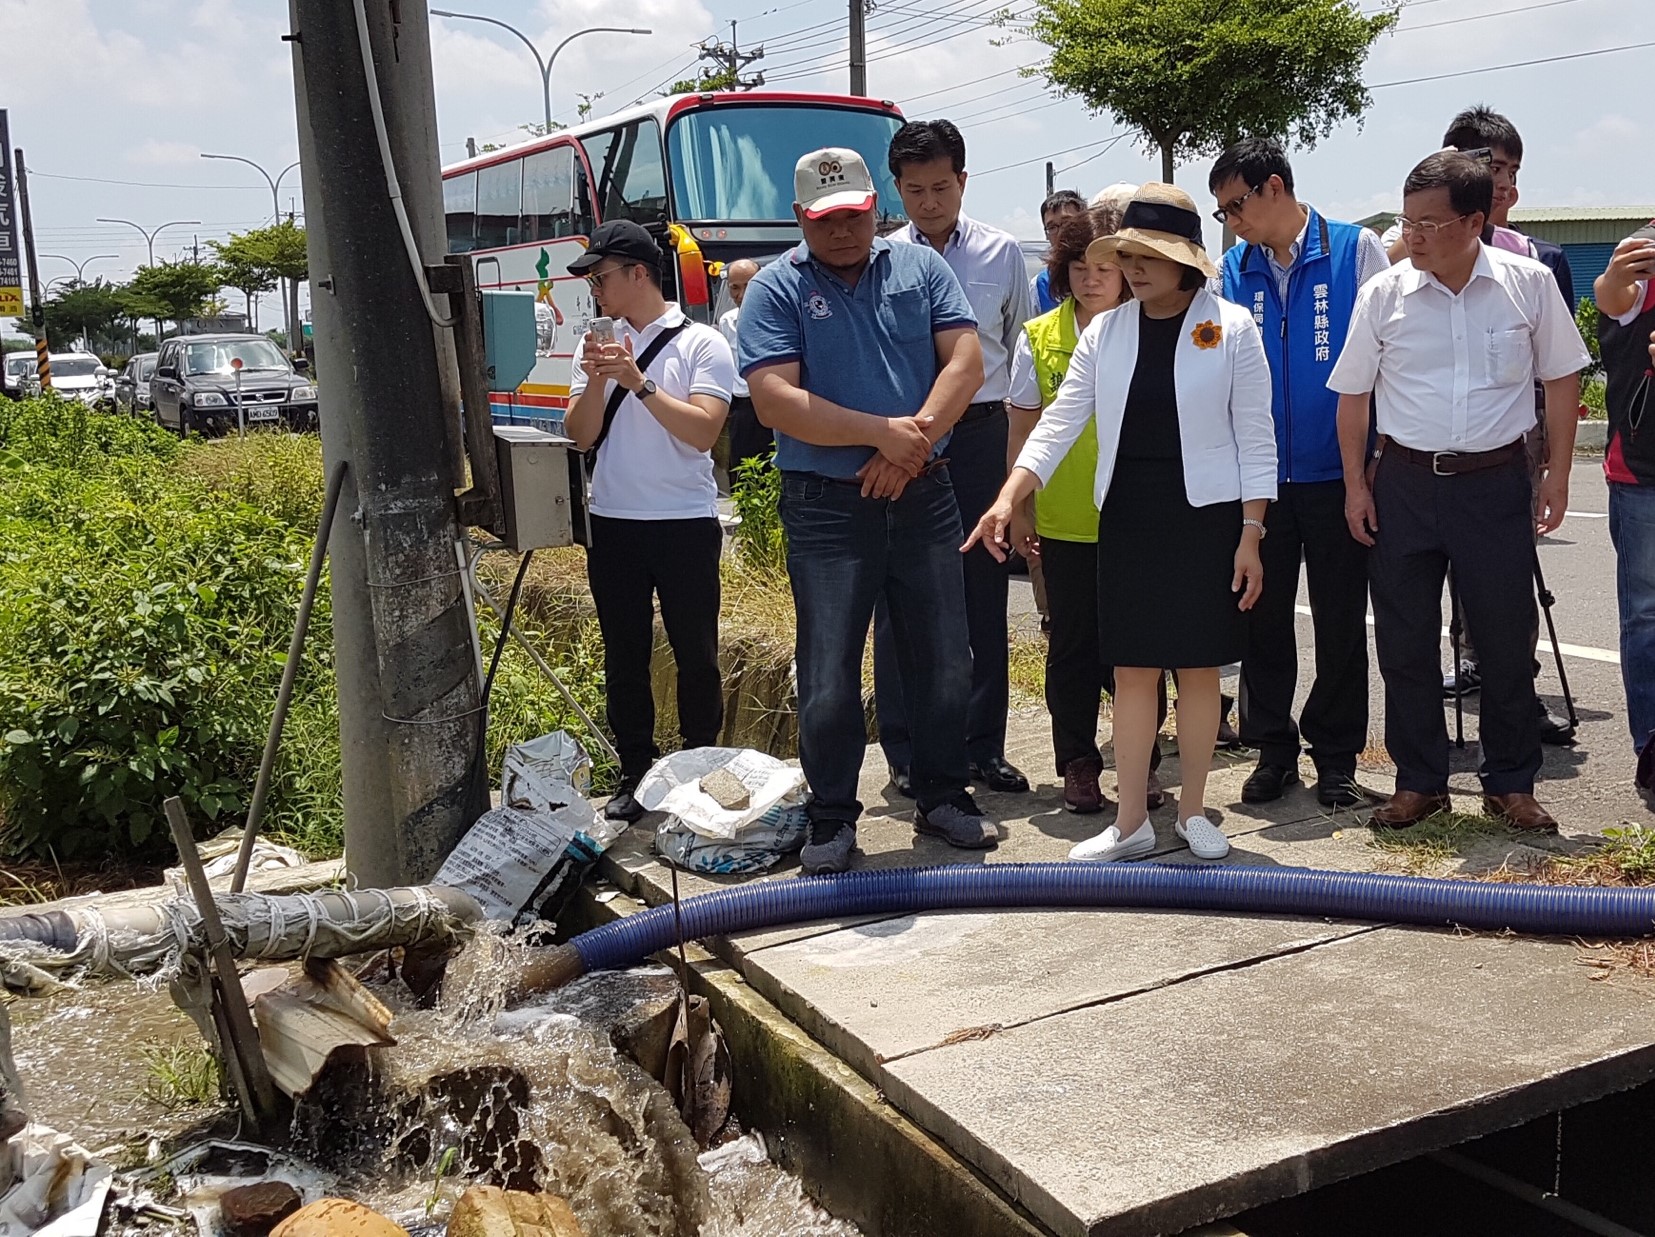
[1007,461,1646,832]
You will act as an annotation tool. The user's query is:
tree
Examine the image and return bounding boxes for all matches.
[1023,0,1399,182]
[122,260,225,334]
[40,280,128,350]
[207,233,279,327]
[666,67,739,95]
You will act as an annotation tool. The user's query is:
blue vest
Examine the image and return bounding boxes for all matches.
[1220,208,1362,485]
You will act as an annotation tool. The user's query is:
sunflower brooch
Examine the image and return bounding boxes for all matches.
[1191,320,1223,350]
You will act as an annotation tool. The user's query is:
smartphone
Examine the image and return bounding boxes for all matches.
[1461,147,1493,164]
[589,316,616,345]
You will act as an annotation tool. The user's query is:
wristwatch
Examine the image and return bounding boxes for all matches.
[634,378,658,399]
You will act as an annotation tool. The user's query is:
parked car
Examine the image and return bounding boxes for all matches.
[150,334,317,435]
[34,353,115,407]
[2,352,34,399]
[114,352,159,416]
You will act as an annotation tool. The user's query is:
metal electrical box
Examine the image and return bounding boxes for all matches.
[481,289,538,393]
[492,426,582,551]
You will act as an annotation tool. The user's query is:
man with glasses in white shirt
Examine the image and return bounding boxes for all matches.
[1330,152,1589,832]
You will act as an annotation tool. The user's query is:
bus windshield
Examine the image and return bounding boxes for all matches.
[668,103,906,224]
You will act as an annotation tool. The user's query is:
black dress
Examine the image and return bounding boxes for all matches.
[1095,303,1245,668]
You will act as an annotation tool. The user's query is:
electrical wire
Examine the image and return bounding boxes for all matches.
[972,131,1127,178]
[900,63,1032,105]
[351,0,455,329]
[31,171,297,191]
[1400,0,1597,30]
[761,0,1007,77]
[1371,37,1655,87]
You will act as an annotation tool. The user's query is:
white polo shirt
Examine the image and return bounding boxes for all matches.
[717,306,749,398]
[1328,243,1590,453]
[569,302,735,520]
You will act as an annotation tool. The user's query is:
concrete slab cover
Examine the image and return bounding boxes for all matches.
[880,927,1655,1237]
[745,909,1372,1077]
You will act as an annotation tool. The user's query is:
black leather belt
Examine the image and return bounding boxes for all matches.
[959,400,1006,423]
[1386,439,1525,476]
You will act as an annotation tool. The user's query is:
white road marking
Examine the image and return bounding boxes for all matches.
[1293,605,1621,665]
[1565,511,1609,519]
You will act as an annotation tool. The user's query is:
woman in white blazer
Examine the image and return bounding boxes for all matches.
[966,183,1277,864]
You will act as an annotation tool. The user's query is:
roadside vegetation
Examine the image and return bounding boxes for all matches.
[0,397,605,868]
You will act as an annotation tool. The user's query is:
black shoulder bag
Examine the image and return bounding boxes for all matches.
[568,321,691,547]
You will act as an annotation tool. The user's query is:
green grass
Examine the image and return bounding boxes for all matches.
[139,1041,222,1108]
[1366,810,1513,876]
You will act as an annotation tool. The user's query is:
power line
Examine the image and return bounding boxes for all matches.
[1399,0,1596,31]
[1371,37,1655,87]
[901,64,1035,106]
[762,0,1006,76]
[31,171,296,191]
[974,132,1126,178]
[766,10,1007,82]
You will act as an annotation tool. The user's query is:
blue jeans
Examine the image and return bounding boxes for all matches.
[781,470,972,823]
[1610,482,1655,753]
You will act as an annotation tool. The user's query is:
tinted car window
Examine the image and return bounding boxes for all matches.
[445,170,478,253]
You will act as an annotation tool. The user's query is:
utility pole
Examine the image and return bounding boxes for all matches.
[289,0,485,885]
[1045,161,1055,198]
[465,137,477,158]
[14,149,49,389]
[697,21,764,90]
[849,0,868,96]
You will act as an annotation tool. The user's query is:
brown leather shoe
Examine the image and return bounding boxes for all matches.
[1145,769,1166,810]
[1370,790,1453,829]
[1483,793,1559,832]
[1063,757,1107,815]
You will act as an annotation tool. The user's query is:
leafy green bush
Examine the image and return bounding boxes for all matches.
[0,403,612,863]
[730,455,786,578]
[0,419,317,856]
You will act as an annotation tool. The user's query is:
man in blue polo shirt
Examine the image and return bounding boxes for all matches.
[739,147,994,875]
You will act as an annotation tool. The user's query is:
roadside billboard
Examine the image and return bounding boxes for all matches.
[0,112,22,320]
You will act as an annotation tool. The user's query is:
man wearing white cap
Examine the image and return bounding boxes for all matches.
[737,147,994,874]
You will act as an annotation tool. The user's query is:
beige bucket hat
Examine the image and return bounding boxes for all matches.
[1086,182,1216,279]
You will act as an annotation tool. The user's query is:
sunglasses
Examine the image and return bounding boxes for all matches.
[1211,184,1262,224]
[585,262,639,291]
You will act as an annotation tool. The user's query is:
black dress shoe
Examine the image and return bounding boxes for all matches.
[1241,763,1299,803]
[1315,769,1377,809]
[1537,700,1576,746]
[889,765,915,799]
[970,756,1030,793]
[605,782,645,822]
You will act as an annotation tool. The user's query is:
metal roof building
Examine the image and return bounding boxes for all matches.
[1356,206,1655,307]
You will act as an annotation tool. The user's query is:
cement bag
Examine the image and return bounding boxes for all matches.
[434,732,619,924]
[656,806,807,875]
[635,748,806,841]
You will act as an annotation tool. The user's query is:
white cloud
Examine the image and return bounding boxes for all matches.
[124,141,201,168]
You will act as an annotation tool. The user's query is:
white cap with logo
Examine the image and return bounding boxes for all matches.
[794,147,877,219]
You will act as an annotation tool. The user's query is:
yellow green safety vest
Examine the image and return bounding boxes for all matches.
[1025,299,1100,544]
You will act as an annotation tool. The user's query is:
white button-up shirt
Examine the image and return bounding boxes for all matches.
[1328,243,1590,453]
[892,211,1031,403]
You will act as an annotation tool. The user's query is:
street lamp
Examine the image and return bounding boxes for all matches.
[95,218,202,265]
[200,153,302,342]
[430,10,651,130]
[42,253,118,284]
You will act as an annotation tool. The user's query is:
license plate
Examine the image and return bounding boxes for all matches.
[246,407,280,422]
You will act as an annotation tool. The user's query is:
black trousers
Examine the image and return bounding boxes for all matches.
[727,395,773,480]
[1370,452,1541,795]
[874,403,1011,766]
[1237,479,1370,775]
[586,514,724,781]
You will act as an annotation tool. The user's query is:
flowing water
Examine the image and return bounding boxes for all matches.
[291,930,864,1237]
[7,929,861,1236]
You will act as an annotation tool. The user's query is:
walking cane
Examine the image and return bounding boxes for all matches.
[1533,547,1580,730]
[1447,569,1466,750]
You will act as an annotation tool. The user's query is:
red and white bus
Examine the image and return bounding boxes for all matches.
[441,90,907,426]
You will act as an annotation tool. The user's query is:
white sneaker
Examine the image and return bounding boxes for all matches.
[1176,814,1230,860]
[1069,818,1156,862]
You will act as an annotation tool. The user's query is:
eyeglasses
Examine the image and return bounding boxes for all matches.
[1396,214,1469,237]
[1211,185,1262,224]
[585,262,639,291]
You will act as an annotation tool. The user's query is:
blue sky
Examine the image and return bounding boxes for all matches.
[2,0,1652,336]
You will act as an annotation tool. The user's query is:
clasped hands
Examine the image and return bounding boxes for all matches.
[580,333,646,394]
[855,412,936,499]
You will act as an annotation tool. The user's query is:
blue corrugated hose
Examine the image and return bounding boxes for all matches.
[569,862,1655,976]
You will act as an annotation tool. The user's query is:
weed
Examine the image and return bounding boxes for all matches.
[139,1041,223,1109]
[426,1145,459,1217]
[729,456,785,578]
[1366,810,1511,876]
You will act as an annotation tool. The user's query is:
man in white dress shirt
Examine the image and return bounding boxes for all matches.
[1330,152,1590,832]
[872,118,1035,798]
[717,258,769,483]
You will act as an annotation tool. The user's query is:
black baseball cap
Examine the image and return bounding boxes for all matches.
[566,219,663,275]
